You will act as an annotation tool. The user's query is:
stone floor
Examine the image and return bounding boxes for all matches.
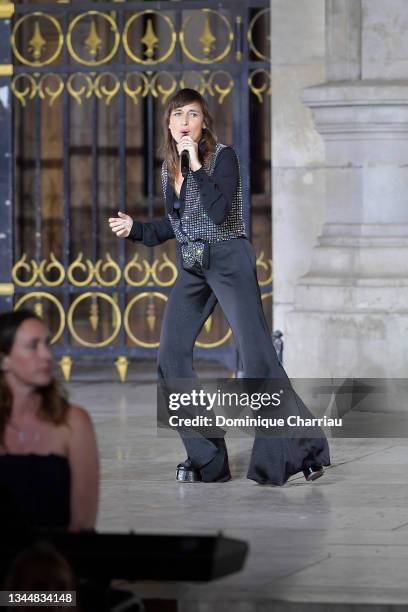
[66,364,408,611]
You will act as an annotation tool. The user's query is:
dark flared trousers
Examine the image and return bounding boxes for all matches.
[157,237,330,485]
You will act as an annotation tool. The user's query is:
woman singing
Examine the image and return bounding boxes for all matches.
[109,88,330,485]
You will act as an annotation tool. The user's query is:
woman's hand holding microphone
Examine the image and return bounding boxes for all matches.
[108,211,133,238]
[176,135,202,172]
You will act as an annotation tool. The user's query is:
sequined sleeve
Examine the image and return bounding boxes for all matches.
[191,146,239,225]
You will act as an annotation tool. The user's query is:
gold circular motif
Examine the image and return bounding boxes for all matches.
[124,254,151,287]
[67,253,94,287]
[38,74,65,106]
[14,291,65,343]
[151,72,178,104]
[11,13,63,67]
[123,10,176,65]
[208,70,234,103]
[248,69,272,103]
[150,253,177,287]
[67,11,120,66]
[124,292,167,348]
[66,73,94,105]
[68,292,121,348]
[11,74,37,107]
[123,71,150,104]
[94,72,121,105]
[12,254,38,287]
[247,8,271,61]
[38,253,65,286]
[180,9,233,65]
[94,253,122,286]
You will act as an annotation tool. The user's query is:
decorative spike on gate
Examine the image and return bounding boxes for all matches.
[85,19,102,57]
[59,356,73,382]
[89,301,99,331]
[115,356,129,383]
[199,15,216,56]
[146,301,156,332]
[28,21,46,61]
[141,18,158,59]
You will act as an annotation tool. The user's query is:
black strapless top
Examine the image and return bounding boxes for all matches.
[0,453,70,529]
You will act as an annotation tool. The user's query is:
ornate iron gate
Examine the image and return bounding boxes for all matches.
[0,0,271,381]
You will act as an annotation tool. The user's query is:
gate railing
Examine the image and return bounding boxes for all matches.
[0,1,272,381]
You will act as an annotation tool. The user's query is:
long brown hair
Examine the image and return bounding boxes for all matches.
[0,309,69,446]
[162,88,217,183]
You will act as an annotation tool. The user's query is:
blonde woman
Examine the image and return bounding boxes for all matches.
[0,310,99,530]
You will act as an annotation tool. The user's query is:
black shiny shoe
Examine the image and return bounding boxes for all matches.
[176,455,231,483]
[176,459,202,482]
[303,464,324,482]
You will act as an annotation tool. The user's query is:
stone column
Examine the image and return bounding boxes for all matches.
[285,0,408,378]
[271,0,326,332]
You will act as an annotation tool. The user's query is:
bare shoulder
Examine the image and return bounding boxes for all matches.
[65,405,97,458]
[66,404,94,431]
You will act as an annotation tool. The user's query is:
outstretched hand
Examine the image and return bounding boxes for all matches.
[108,211,133,238]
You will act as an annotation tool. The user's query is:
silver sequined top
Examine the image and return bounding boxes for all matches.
[161,144,247,269]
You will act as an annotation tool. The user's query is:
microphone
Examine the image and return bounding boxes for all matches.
[180,149,190,178]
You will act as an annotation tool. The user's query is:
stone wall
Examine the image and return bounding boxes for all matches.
[271,0,326,332]
[273,0,408,380]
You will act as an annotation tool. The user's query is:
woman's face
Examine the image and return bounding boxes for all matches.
[168,101,205,144]
[2,318,53,389]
